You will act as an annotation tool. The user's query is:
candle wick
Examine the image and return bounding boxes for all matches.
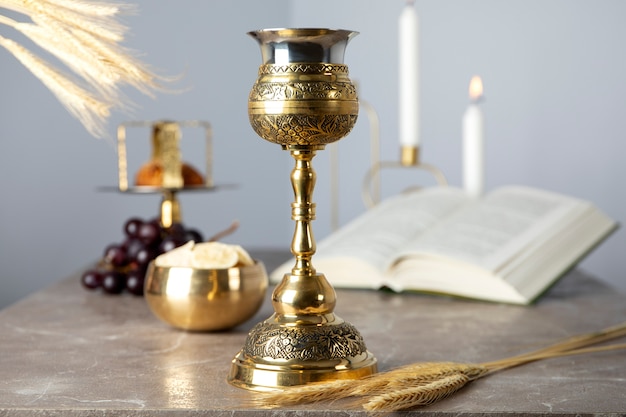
[472,96,485,104]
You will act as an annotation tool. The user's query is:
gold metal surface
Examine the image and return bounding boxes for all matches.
[400,145,420,166]
[159,190,181,229]
[154,121,184,188]
[144,261,268,332]
[229,28,377,390]
[248,63,358,148]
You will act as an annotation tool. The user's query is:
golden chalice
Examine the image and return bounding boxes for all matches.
[228,28,377,390]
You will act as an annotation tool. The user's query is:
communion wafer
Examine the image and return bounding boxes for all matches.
[154,241,254,269]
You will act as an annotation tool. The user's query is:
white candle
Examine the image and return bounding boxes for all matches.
[399,0,419,148]
[463,75,485,198]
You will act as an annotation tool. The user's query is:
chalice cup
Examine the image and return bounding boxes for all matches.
[228,28,377,390]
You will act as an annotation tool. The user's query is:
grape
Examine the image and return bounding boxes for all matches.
[185,228,204,243]
[134,246,157,267]
[148,217,162,230]
[158,235,185,254]
[81,269,102,290]
[84,215,206,296]
[137,222,161,246]
[124,217,144,238]
[126,270,145,296]
[124,237,145,261]
[165,222,186,239]
[101,271,126,294]
[103,244,128,267]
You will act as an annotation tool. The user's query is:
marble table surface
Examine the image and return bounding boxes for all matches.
[1,249,625,416]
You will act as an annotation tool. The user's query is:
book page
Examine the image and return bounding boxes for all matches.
[395,186,584,273]
[316,187,469,272]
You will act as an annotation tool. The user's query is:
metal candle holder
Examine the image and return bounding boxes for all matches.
[361,144,448,208]
[228,28,377,390]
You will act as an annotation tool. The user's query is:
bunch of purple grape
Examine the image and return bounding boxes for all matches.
[80,217,204,296]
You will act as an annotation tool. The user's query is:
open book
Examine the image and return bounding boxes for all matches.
[271,186,617,305]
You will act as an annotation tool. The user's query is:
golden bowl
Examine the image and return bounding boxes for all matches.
[144,261,268,331]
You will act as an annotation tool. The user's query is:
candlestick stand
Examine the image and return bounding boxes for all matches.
[228,28,377,391]
[361,143,448,208]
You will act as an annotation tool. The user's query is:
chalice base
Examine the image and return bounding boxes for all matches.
[228,313,377,390]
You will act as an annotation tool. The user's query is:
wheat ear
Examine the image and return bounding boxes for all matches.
[1,0,126,42]
[38,0,132,18]
[363,373,470,411]
[252,378,358,408]
[0,0,170,138]
[250,321,626,412]
[0,34,111,137]
[0,15,122,98]
[260,363,486,407]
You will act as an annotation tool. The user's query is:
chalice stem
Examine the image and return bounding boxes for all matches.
[290,148,317,277]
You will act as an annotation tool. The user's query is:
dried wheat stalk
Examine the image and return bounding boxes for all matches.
[251,321,626,412]
[0,0,167,138]
[364,373,471,411]
[0,34,111,133]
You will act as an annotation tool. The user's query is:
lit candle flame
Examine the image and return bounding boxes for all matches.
[469,75,483,101]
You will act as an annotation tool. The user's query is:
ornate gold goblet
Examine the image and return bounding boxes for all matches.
[228,28,377,390]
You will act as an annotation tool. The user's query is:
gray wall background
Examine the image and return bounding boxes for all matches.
[0,1,624,309]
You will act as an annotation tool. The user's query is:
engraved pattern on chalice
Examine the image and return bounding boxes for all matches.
[243,320,368,361]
